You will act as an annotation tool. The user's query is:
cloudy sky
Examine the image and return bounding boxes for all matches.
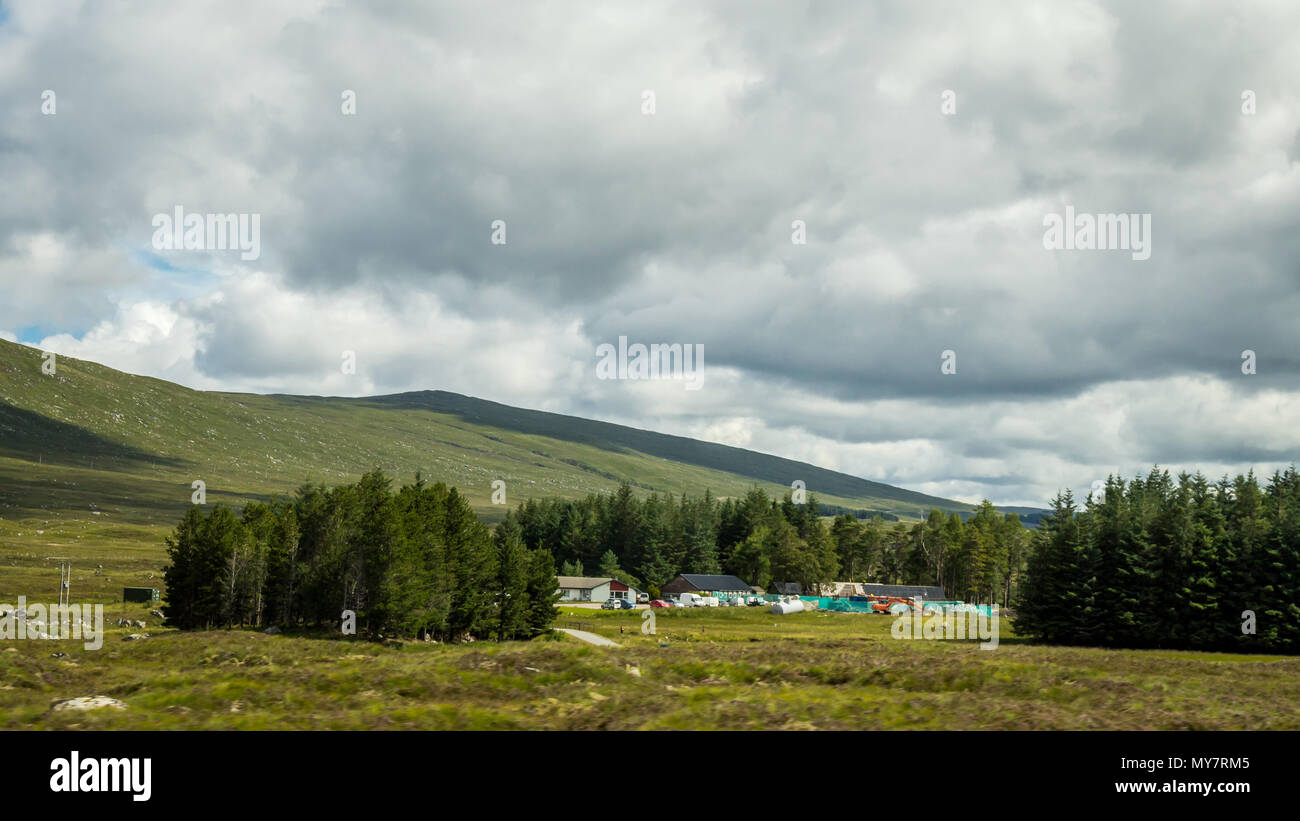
[3,0,1299,508]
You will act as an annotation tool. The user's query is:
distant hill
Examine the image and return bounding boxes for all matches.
[0,339,1036,545]
[361,390,965,509]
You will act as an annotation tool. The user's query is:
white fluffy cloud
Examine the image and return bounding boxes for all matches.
[4,0,1300,507]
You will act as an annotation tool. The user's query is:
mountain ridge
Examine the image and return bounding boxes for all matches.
[0,339,1034,537]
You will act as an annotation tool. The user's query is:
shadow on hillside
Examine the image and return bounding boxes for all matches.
[0,401,188,470]
[0,467,281,527]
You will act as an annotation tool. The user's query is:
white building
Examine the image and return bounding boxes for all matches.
[555,576,639,603]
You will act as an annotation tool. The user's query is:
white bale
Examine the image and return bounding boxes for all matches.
[770,600,804,615]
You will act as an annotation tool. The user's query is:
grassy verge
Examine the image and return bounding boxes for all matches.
[2,607,1296,730]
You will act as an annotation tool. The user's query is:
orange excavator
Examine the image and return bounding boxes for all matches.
[866,595,916,615]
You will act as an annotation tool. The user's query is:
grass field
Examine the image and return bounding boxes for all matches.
[3,605,1297,730]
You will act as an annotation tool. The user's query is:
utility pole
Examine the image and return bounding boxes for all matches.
[46,557,71,606]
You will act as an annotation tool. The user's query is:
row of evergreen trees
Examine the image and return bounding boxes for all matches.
[160,464,1299,653]
[511,483,1028,600]
[1017,468,1300,653]
[513,484,835,595]
[162,471,559,640]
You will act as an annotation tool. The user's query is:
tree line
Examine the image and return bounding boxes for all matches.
[511,483,1028,601]
[159,465,1298,653]
[1017,468,1300,653]
[162,470,559,641]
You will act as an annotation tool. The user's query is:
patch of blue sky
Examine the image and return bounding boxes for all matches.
[17,323,85,344]
[126,246,222,301]
[14,245,235,346]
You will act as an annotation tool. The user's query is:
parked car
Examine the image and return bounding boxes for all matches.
[601,599,619,610]
[636,592,649,603]
[617,599,635,610]
[649,599,670,608]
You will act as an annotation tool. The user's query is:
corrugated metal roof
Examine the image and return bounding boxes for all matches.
[782,582,948,599]
[674,574,752,592]
[855,583,947,599]
[556,576,614,589]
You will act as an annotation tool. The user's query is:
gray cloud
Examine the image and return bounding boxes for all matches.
[3,0,1299,507]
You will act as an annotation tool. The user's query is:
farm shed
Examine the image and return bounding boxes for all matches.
[122,587,160,603]
[660,574,754,597]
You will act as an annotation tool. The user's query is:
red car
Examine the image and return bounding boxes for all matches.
[649,599,671,608]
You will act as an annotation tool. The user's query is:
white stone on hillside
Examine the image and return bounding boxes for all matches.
[52,696,126,712]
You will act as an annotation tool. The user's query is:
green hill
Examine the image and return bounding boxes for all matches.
[0,337,980,598]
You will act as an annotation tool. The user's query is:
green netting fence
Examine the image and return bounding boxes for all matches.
[711,593,993,616]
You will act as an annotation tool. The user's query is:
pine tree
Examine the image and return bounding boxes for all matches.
[1183,473,1224,649]
[598,549,623,577]
[1017,492,1086,644]
[1089,476,1143,646]
[830,515,863,580]
[523,547,560,636]
[729,527,772,589]
[161,506,205,629]
[442,487,496,640]
[493,516,530,640]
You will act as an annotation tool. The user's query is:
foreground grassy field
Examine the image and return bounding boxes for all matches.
[2,606,1297,730]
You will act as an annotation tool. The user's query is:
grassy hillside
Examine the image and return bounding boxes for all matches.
[0,338,981,602]
[365,390,963,507]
